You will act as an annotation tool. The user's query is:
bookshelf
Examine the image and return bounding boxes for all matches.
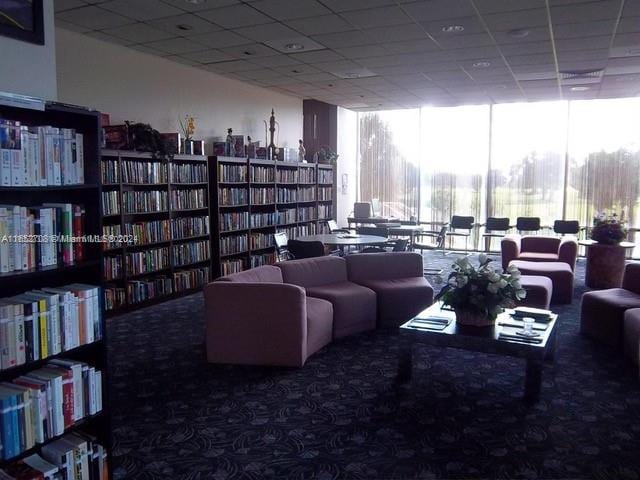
[100,150,211,317]
[210,156,335,277]
[0,100,110,476]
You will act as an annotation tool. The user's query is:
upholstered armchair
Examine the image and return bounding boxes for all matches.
[501,234,578,271]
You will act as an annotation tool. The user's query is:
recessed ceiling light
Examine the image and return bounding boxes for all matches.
[242,50,256,56]
[185,0,206,4]
[472,61,491,68]
[291,69,301,73]
[176,24,193,31]
[284,43,304,51]
[570,86,590,91]
[507,28,531,38]
[442,25,464,33]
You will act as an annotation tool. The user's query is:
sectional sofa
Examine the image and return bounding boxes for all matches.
[204,252,434,367]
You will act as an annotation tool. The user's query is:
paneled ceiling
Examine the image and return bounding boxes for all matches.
[55,0,640,110]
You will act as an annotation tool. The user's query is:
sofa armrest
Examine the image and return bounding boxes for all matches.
[501,234,521,271]
[346,252,424,282]
[558,236,578,271]
[204,282,308,367]
[623,263,640,295]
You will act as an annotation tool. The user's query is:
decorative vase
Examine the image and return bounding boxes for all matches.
[454,307,496,327]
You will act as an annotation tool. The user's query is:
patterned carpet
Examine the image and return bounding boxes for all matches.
[108,252,640,480]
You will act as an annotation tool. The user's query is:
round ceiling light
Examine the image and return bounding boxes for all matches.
[185,0,206,4]
[284,43,304,51]
[570,86,590,91]
[507,28,531,38]
[176,24,193,31]
[442,25,465,33]
[472,61,491,68]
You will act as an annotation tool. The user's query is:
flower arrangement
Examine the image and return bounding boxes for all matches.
[179,115,196,141]
[590,211,627,245]
[436,254,526,326]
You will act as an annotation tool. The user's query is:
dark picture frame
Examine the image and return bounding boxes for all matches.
[0,0,45,45]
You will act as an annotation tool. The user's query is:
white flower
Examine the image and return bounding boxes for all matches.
[488,272,500,282]
[487,283,499,294]
[512,280,522,289]
[498,279,508,289]
[478,253,489,264]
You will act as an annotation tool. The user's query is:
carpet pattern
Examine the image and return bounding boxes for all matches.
[108,253,640,480]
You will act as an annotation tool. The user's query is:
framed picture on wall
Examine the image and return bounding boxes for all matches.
[0,0,45,45]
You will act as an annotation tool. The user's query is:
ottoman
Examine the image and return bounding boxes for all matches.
[623,308,640,366]
[518,275,553,310]
[580,288,640,348]
[510,260,574,304]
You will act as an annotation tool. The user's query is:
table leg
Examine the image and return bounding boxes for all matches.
[396,347,413,384]
[524,358,543,404]
[545,328,557,362]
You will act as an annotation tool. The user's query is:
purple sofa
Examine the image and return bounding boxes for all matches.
[580,263,640,348]
[346,252,433,328]
[204,265,333,367]
[278,256,377,339]
[623,308,640,367]
[501,234,578,271]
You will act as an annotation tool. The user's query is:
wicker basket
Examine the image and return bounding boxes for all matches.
[454,308,496,327]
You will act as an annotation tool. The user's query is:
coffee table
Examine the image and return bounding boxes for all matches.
[398,302,558,404]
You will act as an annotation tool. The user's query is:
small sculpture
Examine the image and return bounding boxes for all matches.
[298,139,306,163]
[225,128,233,156]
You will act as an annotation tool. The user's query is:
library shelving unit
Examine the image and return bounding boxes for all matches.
[210,156,335,277]
[100,150,211,317]
[0,101,111,474]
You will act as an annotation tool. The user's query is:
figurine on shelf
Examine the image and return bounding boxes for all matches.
[225,127,233,156]
[298,139,306,163]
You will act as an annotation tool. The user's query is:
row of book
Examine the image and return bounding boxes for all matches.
[124,220,171,246]
[220,234,247,256]
[120,160,167,184]
[171,216,209,240]
[0,204,85,273]
[103,256,122,281]
[218,164,246,183]
[277,188,297,204]
[250,252,277,268]
[318,169,333,184]
[219,212,248,232]
[219,188,247,206]
[1,120,84,187]
[250,212,276,229]
[221,259,243,276]
[171,188,206,210]
[250,166,274,183]
[123,190,167,214]
[298,206,317,222]
[100,191,119,216]
[318,204,332,220]
[0,359,103,460]
[170,163,206,184]
[101,225,122,251]
[105,265,209,310]
[299,187,316,202]
[249,232,274,250]
[277,209,297,225]
[276,169,297,183]
[126,247,170,277]
[0,433,107,479]
[0,284,101,371]
[298,168,315,183]
[172,240,210,267]
[318,187,332,201]
[250,188,274,205]
[100,159,118,184]
[277,222,321,239]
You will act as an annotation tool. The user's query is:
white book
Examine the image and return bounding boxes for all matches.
[19,205,28,270]
[13,302,25,366]
[0,204,17,271]
[33,126,48,186]
[0,150,10,186]
[95,370,102,413]
[44,126,61,186]
[88,366,97,415]
[50,359,83,421]
[61,128,74,185]
[41,440,74,480]
[26,370,63,436]
[19,126,30,186]
[23,453,60,480]
[0,207,9,273]
[75,133,84,184]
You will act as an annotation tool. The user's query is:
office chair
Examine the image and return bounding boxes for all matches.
[482,217,511,251]
[361,238,409,253]
[553,220,580,236]
[327,219,350,234]
[287,240,325,259]
[445,215,474,253]
[516,216,541,234]
[274,232,294,261]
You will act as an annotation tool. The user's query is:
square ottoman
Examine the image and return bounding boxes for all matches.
[510,260,574,304]
[518,275,553,310]
[623,308,640,366]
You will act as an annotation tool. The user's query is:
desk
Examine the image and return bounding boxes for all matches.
[296,234,389,248]
[579,240,635,289]
[387,225,424,249]
[347,217,394,228]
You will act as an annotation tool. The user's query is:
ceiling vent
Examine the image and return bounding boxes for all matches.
[558,69,604,85]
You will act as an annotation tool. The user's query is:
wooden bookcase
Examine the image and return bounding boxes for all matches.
[0,102,111,473]
[210,156,335,278]
[100,150,211,317]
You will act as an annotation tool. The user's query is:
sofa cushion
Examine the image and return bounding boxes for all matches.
[518,252,560,262]
[581,288,640,348]
[521,236,560,254]
[306,281,376,339]
[346,252,423,282]
[218,265,283,283]
[510,260,573,304]
[278,256,348,288]
[518,275,553,310]
[358,277,433,328]
[306,297,333,355]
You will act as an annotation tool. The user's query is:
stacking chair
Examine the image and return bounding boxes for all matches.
[327,219,350,234]
[413,225,448,275]
[516,216,541,234]
[445,215,474,253]
[482,217,511,252]
[353,202,372,219]
[361,238,409,254]
[553,220,580,236]
[287,239,325,259]
[274,232,293,261]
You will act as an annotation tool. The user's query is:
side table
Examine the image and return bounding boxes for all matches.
[579,240,635,289]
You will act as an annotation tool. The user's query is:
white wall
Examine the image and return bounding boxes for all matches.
[55,28,302,152]
[0,1,57,100]
[336,107,358,226]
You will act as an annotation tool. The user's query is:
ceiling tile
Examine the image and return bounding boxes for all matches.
[333,44,389,59]
[623,1,640,17]
[604,57,640,75]
[146,13,221,36]
[293,72,340,82]
[288,49,345,63]
[553,20,615,39]
[340,6,411,28]
[100,0,183,21]
[101,23,176,43]
[285,14,353,36]
[356,55,402,68]
[421,16,486,37]
[55,19,92,33]
[56,6,134,29]
[401,0,476,21]
[190,30,251,48]
[273,63,320,75]
[197,4,273,28]
[498,41,552,56]
[475,0,545,14]
[144,37,206,54]
[250,0,331,20]
[313,59,366,73]
[492,26,550,44]
[437,32,495,49]
[204,60,262,72]
[249,55,302,67]
[84,30,134,46]
[236,22,300,41]
[482,8,549,32]
[449,45,501,61]
[219,42,280,59]
[127,43,167,55]
[361,23,428,44]
[505,53,555,66]
[312,30,374,48]
[55,0,87,12]
[384,39,440,55]
[163,55,201,66]
[613,33,640,49]
[555,35,612,52]
[159,0,239,12]
[617,16,640,34]
[181,49,236,63]
[551,2,622,23]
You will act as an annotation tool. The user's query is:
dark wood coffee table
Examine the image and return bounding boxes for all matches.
[398,302,558,404]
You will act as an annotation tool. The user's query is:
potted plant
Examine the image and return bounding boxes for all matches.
[436,254,526,327]
[590,211,627,245]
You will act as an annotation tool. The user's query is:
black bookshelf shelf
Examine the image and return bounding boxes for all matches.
[221,250,249,258]
[219,204,249,208]
[123,210,169,216]
[0,259,101,280]
[221,228,249,234]
[0,184,100,192]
